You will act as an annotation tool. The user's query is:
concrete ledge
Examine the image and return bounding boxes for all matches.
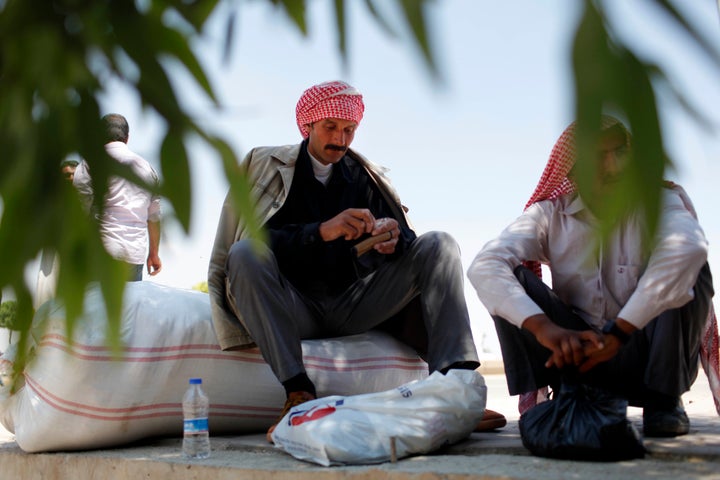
[3,420,720,480]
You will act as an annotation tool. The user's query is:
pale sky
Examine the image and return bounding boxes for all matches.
[21,0,720,357]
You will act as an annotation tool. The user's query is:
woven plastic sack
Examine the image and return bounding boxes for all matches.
[0,282,428,452]
[271,369,487,466]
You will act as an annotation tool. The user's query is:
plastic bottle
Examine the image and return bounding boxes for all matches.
[182,377,210,459]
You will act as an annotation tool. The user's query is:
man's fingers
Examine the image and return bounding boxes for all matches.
[560,339,578,366]
[346,210,375,237]
[348,209,375,232]
[579,330,604,350]
[371,217,398,236]
[578,356,598,374]
[582,339,603,357]
[348,218,365,237]
[544,355,556,369]
[341,225,354,240]
[570,337,587,366]
[546,351,564,370]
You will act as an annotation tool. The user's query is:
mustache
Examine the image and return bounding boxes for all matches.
[324,144,347,152]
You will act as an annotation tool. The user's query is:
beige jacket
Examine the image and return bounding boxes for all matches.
[208,143,413,350]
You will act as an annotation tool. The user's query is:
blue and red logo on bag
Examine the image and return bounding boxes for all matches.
[288,400,344,427]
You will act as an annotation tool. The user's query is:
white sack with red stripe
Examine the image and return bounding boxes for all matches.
[0,281,428,452]
[270,369,487,466]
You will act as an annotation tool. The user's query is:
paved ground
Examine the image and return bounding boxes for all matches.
[1,368,719,479]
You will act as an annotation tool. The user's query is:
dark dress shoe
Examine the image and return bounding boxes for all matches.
[643,399,689,437]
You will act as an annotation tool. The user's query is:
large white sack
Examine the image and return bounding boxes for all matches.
[0,282,428,453]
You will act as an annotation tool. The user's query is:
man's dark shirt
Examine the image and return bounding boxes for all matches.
[266,143,415,298]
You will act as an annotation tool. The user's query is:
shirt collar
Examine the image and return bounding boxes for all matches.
[565,193,585,215]
[300,142,353,184]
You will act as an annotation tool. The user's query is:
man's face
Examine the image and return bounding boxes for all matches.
[595,126,629,188]
[305,118,357,165]
[571,125,630,201]
[61,164,77,182]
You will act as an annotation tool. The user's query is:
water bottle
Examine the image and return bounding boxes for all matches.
[182,378,210,459]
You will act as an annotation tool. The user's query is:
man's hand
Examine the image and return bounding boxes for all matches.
[578,318,636,373]
[370,217,400,254]
[523,314,604,369]
[319,208,375,241]
[578,335,622,373]
[147,254,162,276]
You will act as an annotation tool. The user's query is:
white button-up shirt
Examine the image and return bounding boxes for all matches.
[73,142,161,265]
[468,189,708,330]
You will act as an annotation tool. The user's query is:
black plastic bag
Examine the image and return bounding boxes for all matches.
[518,381,646,461]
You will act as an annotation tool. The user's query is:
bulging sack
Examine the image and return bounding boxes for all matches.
[271,369,487,466]
[0,282,429,452]
[518,381,645,461]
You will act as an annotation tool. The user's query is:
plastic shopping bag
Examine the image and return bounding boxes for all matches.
[518,381,645,461]
[271,369,487,466]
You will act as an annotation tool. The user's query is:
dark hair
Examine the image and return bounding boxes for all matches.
[102,113,129,143]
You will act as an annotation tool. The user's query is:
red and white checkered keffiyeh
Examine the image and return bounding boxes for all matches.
[518,117,720,416]
[295,81,365,138]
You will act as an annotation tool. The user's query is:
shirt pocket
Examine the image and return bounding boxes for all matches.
[610,263,643,307]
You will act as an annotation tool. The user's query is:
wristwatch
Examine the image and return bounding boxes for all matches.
[601,319,631,344]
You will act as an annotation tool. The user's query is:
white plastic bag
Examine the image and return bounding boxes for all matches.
[271,369,487,466]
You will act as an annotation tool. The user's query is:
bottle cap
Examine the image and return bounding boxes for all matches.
[189,378,202,384]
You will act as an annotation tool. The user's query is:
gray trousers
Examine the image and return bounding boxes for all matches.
[225,231,480,382]
[494,264,714,407]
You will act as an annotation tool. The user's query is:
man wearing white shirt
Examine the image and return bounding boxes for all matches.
[74,113,162,281]
[468,116,714,437]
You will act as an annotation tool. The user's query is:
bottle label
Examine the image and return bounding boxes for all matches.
[184,418,209,434]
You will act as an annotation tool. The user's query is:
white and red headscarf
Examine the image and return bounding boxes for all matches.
[523,115,627,277]
[518,117,720,416]
[295,81,365,138]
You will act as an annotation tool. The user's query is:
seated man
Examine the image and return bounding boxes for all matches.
[468,116,714,437]
[208,80,505,442]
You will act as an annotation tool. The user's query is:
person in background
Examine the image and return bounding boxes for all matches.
[468,116,715,437]
[208,80,506,443]
[60,156,80,183]
[73,113,163,281]
[35,153,84,307]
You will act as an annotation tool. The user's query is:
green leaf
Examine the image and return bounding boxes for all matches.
[646,64,716,133]
[98,263,127,356]
[221,8,237,65]
[160,131,192,233]
[572,0,668,252]
[333,0,348,67]
[207,135,267,247]
[398,0,438,79]
[276,0,307,35]
[174,0,221,33]
[363,0,399,39]
[572,1,606,217]
[154,23,218,104]
[655,0,720,70]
